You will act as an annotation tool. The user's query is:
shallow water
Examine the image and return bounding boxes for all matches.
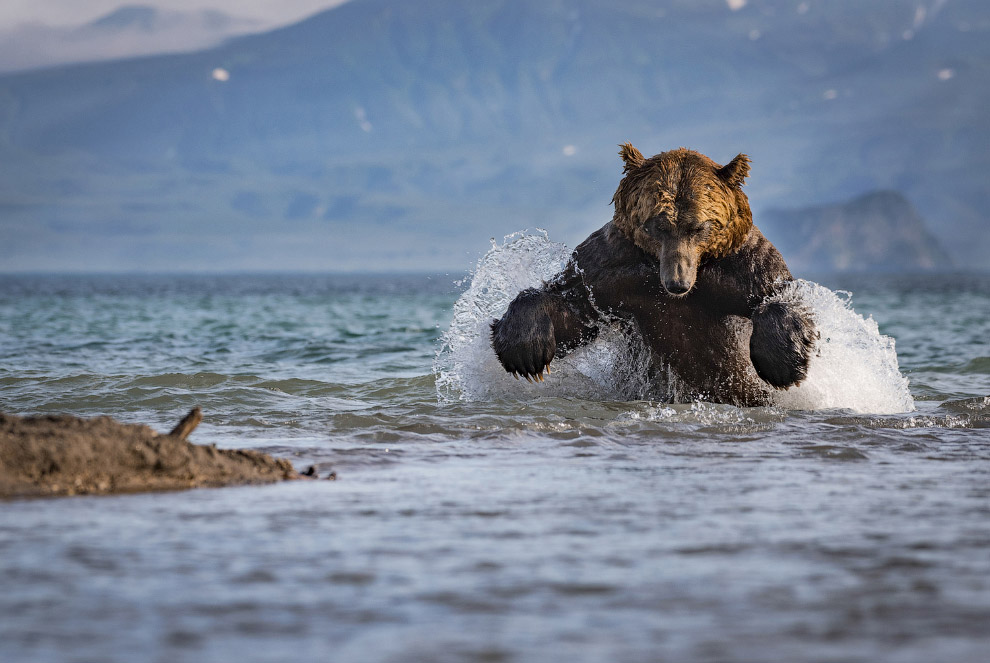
[1,255,989,662]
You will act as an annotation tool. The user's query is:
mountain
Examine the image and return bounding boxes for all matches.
[0,0,986,272]
[83,5,257,34]
[87,5,175,31]
[762,191,954,273]
[0,5,261,74]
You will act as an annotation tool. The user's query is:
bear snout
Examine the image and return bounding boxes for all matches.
[659,252,698,296]
[663,279,693,296]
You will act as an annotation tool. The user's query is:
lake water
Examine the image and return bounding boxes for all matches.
[1,233,989,662]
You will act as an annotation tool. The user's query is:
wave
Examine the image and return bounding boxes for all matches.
[824,397,989,430]
[1,371,434,424]
[912,357,990,376]
[435,230,914,414]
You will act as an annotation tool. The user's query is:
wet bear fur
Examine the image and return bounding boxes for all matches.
[490,144,817,406]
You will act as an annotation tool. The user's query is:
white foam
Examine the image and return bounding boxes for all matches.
[772,281,914,413]
[435,231,914,414]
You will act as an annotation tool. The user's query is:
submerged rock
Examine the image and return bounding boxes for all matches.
[0,411,297,498]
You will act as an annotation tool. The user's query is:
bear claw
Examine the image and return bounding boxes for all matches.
[516,367,552,383]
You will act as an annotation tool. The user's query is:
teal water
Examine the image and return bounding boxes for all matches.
[1,258,989,662]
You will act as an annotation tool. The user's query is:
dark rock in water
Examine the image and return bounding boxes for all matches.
[762,191,954,273]
[0,412,298,498]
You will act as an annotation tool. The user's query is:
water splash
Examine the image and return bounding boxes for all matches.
[773,282,913,413]
[434,230,655,403]
[435,231,914,414]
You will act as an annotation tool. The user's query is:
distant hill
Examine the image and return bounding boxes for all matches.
[83,5,258,35]
[762,191,953,273]
[87,5,175,31]
[0,5,261,73]
[0,0,987,272]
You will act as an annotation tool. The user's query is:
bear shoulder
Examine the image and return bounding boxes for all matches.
[699,226,794,310]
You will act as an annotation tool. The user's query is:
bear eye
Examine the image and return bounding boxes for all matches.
[645,215,669,232]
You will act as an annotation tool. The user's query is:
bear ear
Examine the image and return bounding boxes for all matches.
[618,142,646,173]
[717,153,751,187]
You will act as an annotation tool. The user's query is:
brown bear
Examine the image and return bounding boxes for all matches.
[490,144,817,406]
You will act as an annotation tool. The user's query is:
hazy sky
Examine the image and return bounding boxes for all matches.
[0,0,347,29]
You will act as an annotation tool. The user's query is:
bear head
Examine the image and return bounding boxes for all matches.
[611,143,754,297]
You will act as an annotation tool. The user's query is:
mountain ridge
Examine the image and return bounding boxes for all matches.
[762,191,954,273]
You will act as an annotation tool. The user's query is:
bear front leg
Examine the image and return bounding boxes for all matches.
[749,299,817,388]
[491,286,596,382]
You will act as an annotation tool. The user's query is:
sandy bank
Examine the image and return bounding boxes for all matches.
[0,409,298,498]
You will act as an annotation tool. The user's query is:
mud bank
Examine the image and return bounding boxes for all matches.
[0,410,298,498]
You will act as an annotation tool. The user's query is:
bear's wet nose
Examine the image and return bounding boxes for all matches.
[664,280,691,295]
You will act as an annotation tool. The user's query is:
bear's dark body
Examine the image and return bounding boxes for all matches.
[490,146,816,406]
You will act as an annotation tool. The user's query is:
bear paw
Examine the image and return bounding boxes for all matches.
[490,295,556,383]
[749,299,817,389]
